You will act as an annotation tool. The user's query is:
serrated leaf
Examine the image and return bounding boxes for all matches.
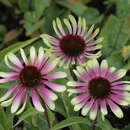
[0,37,39,62]
[50,116,91,130]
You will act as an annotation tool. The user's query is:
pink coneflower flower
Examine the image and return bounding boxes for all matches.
[67,59,130,120]
[40,15,103,66]
[0,47,66,114]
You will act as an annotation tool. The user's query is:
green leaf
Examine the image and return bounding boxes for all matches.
[50,116,91,130]
[99,15,130,57]
[106,51,125,69]
[0,37,39,62]
[56,0,86,16]
[34,0,50,21]
[14,108,40,126]
[116,0,130,18]
[26,18,45,36]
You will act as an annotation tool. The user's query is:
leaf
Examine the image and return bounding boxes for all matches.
[15,108,40,126]
[34,0,50,21]
[56,0,86,16]
[26,18,45,36]
[56,0,103,24]
[50,116,91,130]
[116,0,130,18]
[0,37,39,62]
[99,15,130,57]
[106,51,125,69]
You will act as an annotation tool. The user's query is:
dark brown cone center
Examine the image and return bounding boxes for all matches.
[88,77,111,99]
[20,66,41,87]
[59,34,85,57]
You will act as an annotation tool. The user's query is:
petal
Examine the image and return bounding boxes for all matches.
[0,83,20,102]
[20,48,29,65]
[74,97,89,111]
[108,69,127,82]
[71,94,89,105]
[84,25,94,40]
[92,59,100,77]
[37,86,58,101]
[69,15,77,35]
[16,89,29,115]
[81,98,94,116]
[42,80,66,92]
[0,72,19,78]
[37,88,55,110]
[100,60,108,77]
[30,46,36,65]
[89,100,98,120]
[109,94,129,106]
[41,58,59,74]
[36,47,45,68]
[8,53,23,69]
[44,72,67,79]
[81,18,86,36]
[100,99,108,115]
[53,20,62,38]
[107,99,123,118]
[63,18,72,34]
[67,81,87,87]
[77,17,82,35]
[4,55,20,72]
[56,18,66,36]
[11,88,25,113]
[31,89,44,112]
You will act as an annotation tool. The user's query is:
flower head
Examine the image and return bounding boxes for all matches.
[0,47,66,114]
[67,59,130,120]
[40,15,103,66]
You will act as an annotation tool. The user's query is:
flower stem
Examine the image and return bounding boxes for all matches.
[41,100,51,129]
[91,118,97,130]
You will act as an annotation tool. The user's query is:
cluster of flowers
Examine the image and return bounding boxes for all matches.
[0,15,130,121]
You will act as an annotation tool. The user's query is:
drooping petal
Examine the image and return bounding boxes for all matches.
[100,99,108,115]
[89,100,98,120]
[0,83,20,102]
[37,88,55,110]
[11,88,25,113]
[107,99,123,118]
[31,89,44,112]
[81,98,94,116]
[16,88,29,115]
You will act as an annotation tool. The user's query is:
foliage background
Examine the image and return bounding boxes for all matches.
[0,0,130,130]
